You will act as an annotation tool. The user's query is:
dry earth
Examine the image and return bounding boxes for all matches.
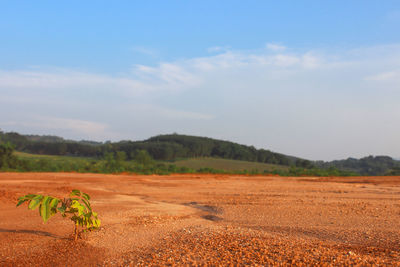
[0,172,400,266]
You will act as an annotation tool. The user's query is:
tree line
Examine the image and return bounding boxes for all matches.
[0,131,313,168]
[0,141,357,176]
[3,130,398,175]
[316,155,400,176]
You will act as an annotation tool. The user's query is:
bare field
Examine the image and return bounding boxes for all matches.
[0,172,400,266]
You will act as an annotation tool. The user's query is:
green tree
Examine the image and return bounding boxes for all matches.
[115,151,127,162]
[132,150,153,166]
[0,142,18,169]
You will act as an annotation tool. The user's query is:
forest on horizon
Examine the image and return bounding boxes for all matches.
[0,130,399,176]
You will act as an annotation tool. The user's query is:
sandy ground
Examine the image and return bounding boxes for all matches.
[0,172,400,266]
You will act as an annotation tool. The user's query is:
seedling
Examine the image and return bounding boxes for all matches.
[16,189,101,240]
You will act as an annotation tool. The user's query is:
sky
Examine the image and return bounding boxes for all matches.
[1,1,400,161]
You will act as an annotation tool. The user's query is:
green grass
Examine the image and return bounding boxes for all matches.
[12,152,289,174]
[9,152,356,176]
[12,151,98,172]
[14,151,93,163]
[14,152,287,172]
[172,157,288,172]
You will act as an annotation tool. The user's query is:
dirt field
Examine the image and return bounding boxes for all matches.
[0,172,399,266]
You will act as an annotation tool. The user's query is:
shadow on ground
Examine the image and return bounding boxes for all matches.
[0,228,66,239]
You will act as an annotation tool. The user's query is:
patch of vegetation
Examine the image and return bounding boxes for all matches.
[0,142,18,170]
[173,157,288,172]
[2,146,193,175]
[385,166,400,175]
[316,155,400,176]
[17,189,100,240]
[0,143,357,176]
[3,130,397,176]
[0,131,302,167]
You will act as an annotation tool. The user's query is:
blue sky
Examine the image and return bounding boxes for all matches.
[1,1,400,160]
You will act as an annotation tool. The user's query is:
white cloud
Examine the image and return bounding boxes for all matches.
[207,46,231,53]
[301,53,321,69]
[131,62,201,92]
[0,69,149,94]
[127,104,214,120]
[365,70,400,81]
[131,46,158,57]
[1,43,400,159]
[161,109,213,120]
[0,48,338,98]
[266,43,287,52]
[272,54,300,67]
[2,116,115,141]
[38,117,107,134]
[0,64,200,98]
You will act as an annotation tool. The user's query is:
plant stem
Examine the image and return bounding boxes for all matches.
[74,225,78,241]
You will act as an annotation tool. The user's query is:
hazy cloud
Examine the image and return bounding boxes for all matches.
[266,43,287,51]
[1,44,400,160]
[365,70,400,82]
[207,46,231,53]
[1,116,114,141]
[126,104,214,120]
[131,46,158,57]
[0,69,148,94]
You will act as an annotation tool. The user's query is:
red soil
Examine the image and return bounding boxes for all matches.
[0,172,399,266]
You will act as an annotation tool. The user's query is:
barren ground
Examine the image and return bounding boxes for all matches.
[0,172,400,266]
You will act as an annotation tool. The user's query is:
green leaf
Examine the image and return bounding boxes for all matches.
[49,198,59,209]
[93,219,101,228]
[71,200,85,216]
[49,198,59,215]
[81,198,92,212]
[57,205,66,214]
[70,200,79,208]
[28,195,43,210]
[16,199,29,207]
[70,189,81,197]
[17,194,37,207]
[39,196,52,223]
[17,190,100,238]
[82,193,90,201]
[18,194,37,201]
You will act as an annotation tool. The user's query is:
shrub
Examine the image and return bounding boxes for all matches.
[17,189,100,240]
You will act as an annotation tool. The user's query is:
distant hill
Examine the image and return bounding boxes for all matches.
[0,131,305,167]
[24,134,103,146]
[25,135,65,143]
[1,130,399,175]
[112,134,306,167]
[316,156,400,176]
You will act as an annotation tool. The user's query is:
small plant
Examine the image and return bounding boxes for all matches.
[16,189,101,240]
